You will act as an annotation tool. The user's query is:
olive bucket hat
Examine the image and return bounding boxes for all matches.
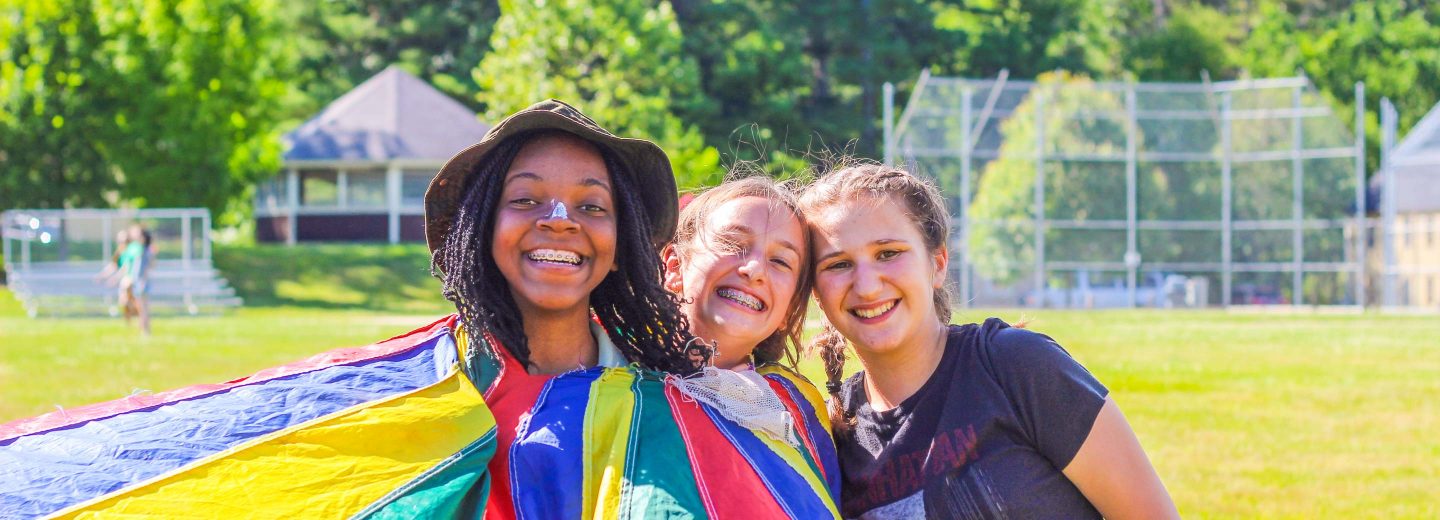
[424,99,679,255]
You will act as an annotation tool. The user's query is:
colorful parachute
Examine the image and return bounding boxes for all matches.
[0,318,495,518]
[0,317,839,518]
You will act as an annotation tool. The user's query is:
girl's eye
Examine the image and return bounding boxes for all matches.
[509,198,538,208]
[578,203,607,214]
[822,260,852,271]
[877,249,902,260]
[710,234,745,256]
[770,257,792,270]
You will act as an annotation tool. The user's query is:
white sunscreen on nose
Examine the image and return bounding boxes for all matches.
[546,200,569,220]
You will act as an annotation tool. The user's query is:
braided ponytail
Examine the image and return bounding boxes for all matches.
[810,320,853,434]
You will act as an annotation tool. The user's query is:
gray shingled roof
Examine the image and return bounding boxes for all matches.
[1383,101,1440,213]
[283,66,489,162]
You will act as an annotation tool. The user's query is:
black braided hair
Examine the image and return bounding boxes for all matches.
[435,130,701,375]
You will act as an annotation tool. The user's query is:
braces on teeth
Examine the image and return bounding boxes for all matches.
[719,288,763,311]
[530,250,581,264]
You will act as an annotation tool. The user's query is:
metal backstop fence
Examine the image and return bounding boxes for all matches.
[885,73,1366,308]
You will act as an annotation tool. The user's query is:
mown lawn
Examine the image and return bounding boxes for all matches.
[2,243,1437,517]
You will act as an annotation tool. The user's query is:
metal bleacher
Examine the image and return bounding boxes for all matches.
[3,208,242,318]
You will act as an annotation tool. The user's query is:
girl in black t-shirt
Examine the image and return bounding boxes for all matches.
[798,164,1178,519]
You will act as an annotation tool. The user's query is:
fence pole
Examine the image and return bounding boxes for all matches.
[883,82,895,166]
[1033,89,1047,309]
[1353,82,1366,307]
[1380,98,1398,307]
[21,226,30,270]
[3,215,10,271]
[1291,85,1306,306]
[387,164,402,244]
[101,215,112,261]
[202,211,212,262]
[1125,83,1140,308]
[182,212,193,270]
[1221,92,1234,307]
[286,168,299,246]
[960,86,974,308]
[336,169,349,209]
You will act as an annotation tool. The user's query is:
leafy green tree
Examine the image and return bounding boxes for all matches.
[284,0,499,117]
[667,0,808,172]
[668,0,969,165]
[783,0,966,158]
[476,0,720,188]
[1241,0,1440,174]
[932,0,1124,79]
[1122,1,1240,81]
[0,0,118,210]
[0,0,292,222]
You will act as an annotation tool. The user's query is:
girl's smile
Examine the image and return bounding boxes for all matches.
[810,196,948,360]
[666,195,804,368]
[491,133,617,318]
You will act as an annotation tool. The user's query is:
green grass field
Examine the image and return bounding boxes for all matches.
[2,244,1437,517]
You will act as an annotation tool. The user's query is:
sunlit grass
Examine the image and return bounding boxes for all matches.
[0,294,447,422]
[2,274,1437,516]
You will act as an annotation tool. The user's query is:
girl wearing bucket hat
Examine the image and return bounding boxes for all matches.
[430,100,839,518]
[0,101,836,517]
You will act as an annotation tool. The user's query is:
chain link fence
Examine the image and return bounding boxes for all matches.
[885,73,1367,308]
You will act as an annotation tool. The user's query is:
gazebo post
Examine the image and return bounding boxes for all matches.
[387,164,402,244]
[286,168,299,246]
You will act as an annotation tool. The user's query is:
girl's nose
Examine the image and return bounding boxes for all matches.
[737,254,766,284]
[853,262,883,298]
[537,200,578,232]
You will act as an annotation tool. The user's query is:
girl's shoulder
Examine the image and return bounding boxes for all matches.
[957,318,1107,411]
[451,317,506,395]
[755,362,814,389]
[756,363,829,418]
[950,319,1073,374]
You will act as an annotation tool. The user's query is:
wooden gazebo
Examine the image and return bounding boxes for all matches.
[255,67,489,244]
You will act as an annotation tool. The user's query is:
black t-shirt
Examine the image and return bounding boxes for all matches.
[836,319,1109,519]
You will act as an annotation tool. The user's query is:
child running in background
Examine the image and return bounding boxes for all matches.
[119,225,153,336]
[95,229,130,301]
[96,224,152,335]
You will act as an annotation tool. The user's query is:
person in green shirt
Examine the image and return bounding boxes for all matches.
[117,224,153,335]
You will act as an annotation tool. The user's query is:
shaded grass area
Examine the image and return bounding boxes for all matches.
[2,273,1438,516]
[213,243,451,314]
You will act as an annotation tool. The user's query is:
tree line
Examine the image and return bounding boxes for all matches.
[2,0,1436,224]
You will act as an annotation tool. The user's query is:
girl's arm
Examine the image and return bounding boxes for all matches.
[95,255,122,283]
[1062,397,1180,519]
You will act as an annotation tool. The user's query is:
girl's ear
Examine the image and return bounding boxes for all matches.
[931,245,949,289]
[661,244,684,293]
